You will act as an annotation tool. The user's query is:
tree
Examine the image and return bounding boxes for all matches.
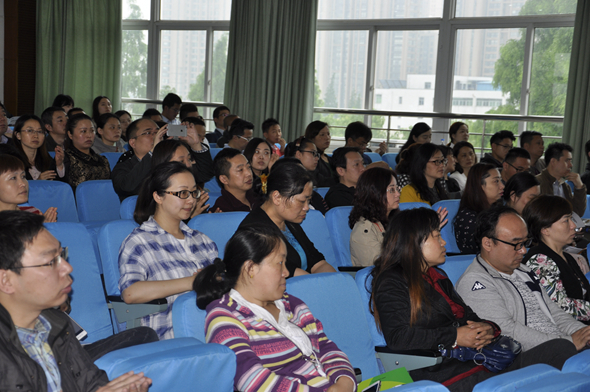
[188,33,229,103]
[159,85,178,100]
[120,1,148,115]
[491,0,574,137]
[314,72,324,108]
[323,74,338,108]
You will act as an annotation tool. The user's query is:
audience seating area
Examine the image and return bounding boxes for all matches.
[23,176,590,391]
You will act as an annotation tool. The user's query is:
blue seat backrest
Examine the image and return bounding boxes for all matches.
[354,267,387,347]
[432,199,460,254]
[364,152,381,163]
[172,291,207,342]
[120,195,138,220]
[399,202,431,211]
[97,220,140,297]
[584,195,590,219]
[440,254,476,285]
[188,211,248,258]
[27,180,79,222]
[316,187,330,198]
[287,273,381,379]
[209,147,222,160]
[325,206,353,267]
[100,152,123,171]
[75,180,121,222]
[381,153,398,170]
[204,178,222,193]
[300,209,338,269]
[45,222,113,343]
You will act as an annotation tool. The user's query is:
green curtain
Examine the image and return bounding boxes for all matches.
[224,0,318,141]
[35,0,122,116]
[563,0,590,173]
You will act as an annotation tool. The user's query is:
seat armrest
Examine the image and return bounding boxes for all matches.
[107,295,168,327]
[375,346,443,372]
[375,346,442,357]
[338,266,364,272]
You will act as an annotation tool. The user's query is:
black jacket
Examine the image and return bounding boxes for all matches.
[373,266,497,384]
[239,207,325,277]
[0,305,108,392]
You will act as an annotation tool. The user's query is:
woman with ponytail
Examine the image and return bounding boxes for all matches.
[194,226,355,392]
[118,162,218,340]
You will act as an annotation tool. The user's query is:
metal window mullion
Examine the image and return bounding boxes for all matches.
[432,0,455,139]
[364,27,377,126]
[204,27,214,103]
[145,0,160,103]
[518,24,535,135]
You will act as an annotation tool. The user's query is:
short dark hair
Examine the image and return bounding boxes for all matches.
[503,148,531,164]
[284,137,315,158]
[520,131,542,148]
[304,121,329,140]
[228,119,254,138]
[162,93,182,110]
[0,210,46,272]
[65,113,95,149]
[345,121,372,143]
[68,107,85,115]
[502,171,540,204]
[475,205,520,251]
[490,130,515,146]
[126,118,151,140]
[96,113,120,131]
[213,148,242,188]
[449,122,467,141]
[522,195,572,243]
[183,117,205,127]
[12,115,53,172]
[544,142,573,164]
[452,141,477,175]
[142,108,162,119]
[213,105,230,119]
[265,160,313,202]
[261,118,280,134]
[41,106,66,129]
[134,162,192,224]
[114,110,131,119]
[408,143,448,205]
[331,147,361,178]
[179,103,198,121]
[585,140,590,163]
[52,94,74,109]
[0,154,25,177]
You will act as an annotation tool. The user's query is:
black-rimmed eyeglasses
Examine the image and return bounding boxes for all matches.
[491,237,532,251]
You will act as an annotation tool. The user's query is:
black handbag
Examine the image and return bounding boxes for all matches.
[439,335,522,373]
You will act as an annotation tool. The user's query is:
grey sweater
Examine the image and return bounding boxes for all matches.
[455,255,585,351]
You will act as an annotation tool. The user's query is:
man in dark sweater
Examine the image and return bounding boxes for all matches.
[480,130,515,168]
[324,147,365,208]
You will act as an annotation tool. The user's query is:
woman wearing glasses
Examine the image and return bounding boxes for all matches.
[454,163,504,254]
[399,143,449,206]
[12,114,65,181]
[63,113,111,192]
[118,162,218,339]
[349,167,400,267]
[523,195,590,324]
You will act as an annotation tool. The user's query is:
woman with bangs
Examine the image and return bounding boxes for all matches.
[523,195,590,323]
[399,143,449,206]
[12,114,65,181]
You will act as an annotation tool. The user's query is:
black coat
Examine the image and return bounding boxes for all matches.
[373,266,497,384]
[0,305,108,392]
[239,206,325,277]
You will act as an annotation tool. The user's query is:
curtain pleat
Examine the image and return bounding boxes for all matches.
[563,0,590,172]
[35,0,122,116]
[224,0,318,141]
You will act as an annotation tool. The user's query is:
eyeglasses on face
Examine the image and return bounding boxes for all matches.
[429,158,448,166]
[12,247,68,271]
[491,237,532,251]
[387,185,402,194]
[505,161,526,172]
[21,129,45,136]
[239,135,253,142]
[495,143,512,149]
[300,150,320,158]
[164,189,201,200]
[133,130,158,139]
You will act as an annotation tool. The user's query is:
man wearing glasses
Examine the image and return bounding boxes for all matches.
[501,148,531,184]
[0,210,151,391]
[225,118,253,152]
[456,206,590,352]
[480,130,516,169]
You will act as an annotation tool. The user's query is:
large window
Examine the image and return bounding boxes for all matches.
[314,0,576,148]
[121,0,230,126]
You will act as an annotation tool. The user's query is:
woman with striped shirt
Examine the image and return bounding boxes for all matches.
[194,226,355,392]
